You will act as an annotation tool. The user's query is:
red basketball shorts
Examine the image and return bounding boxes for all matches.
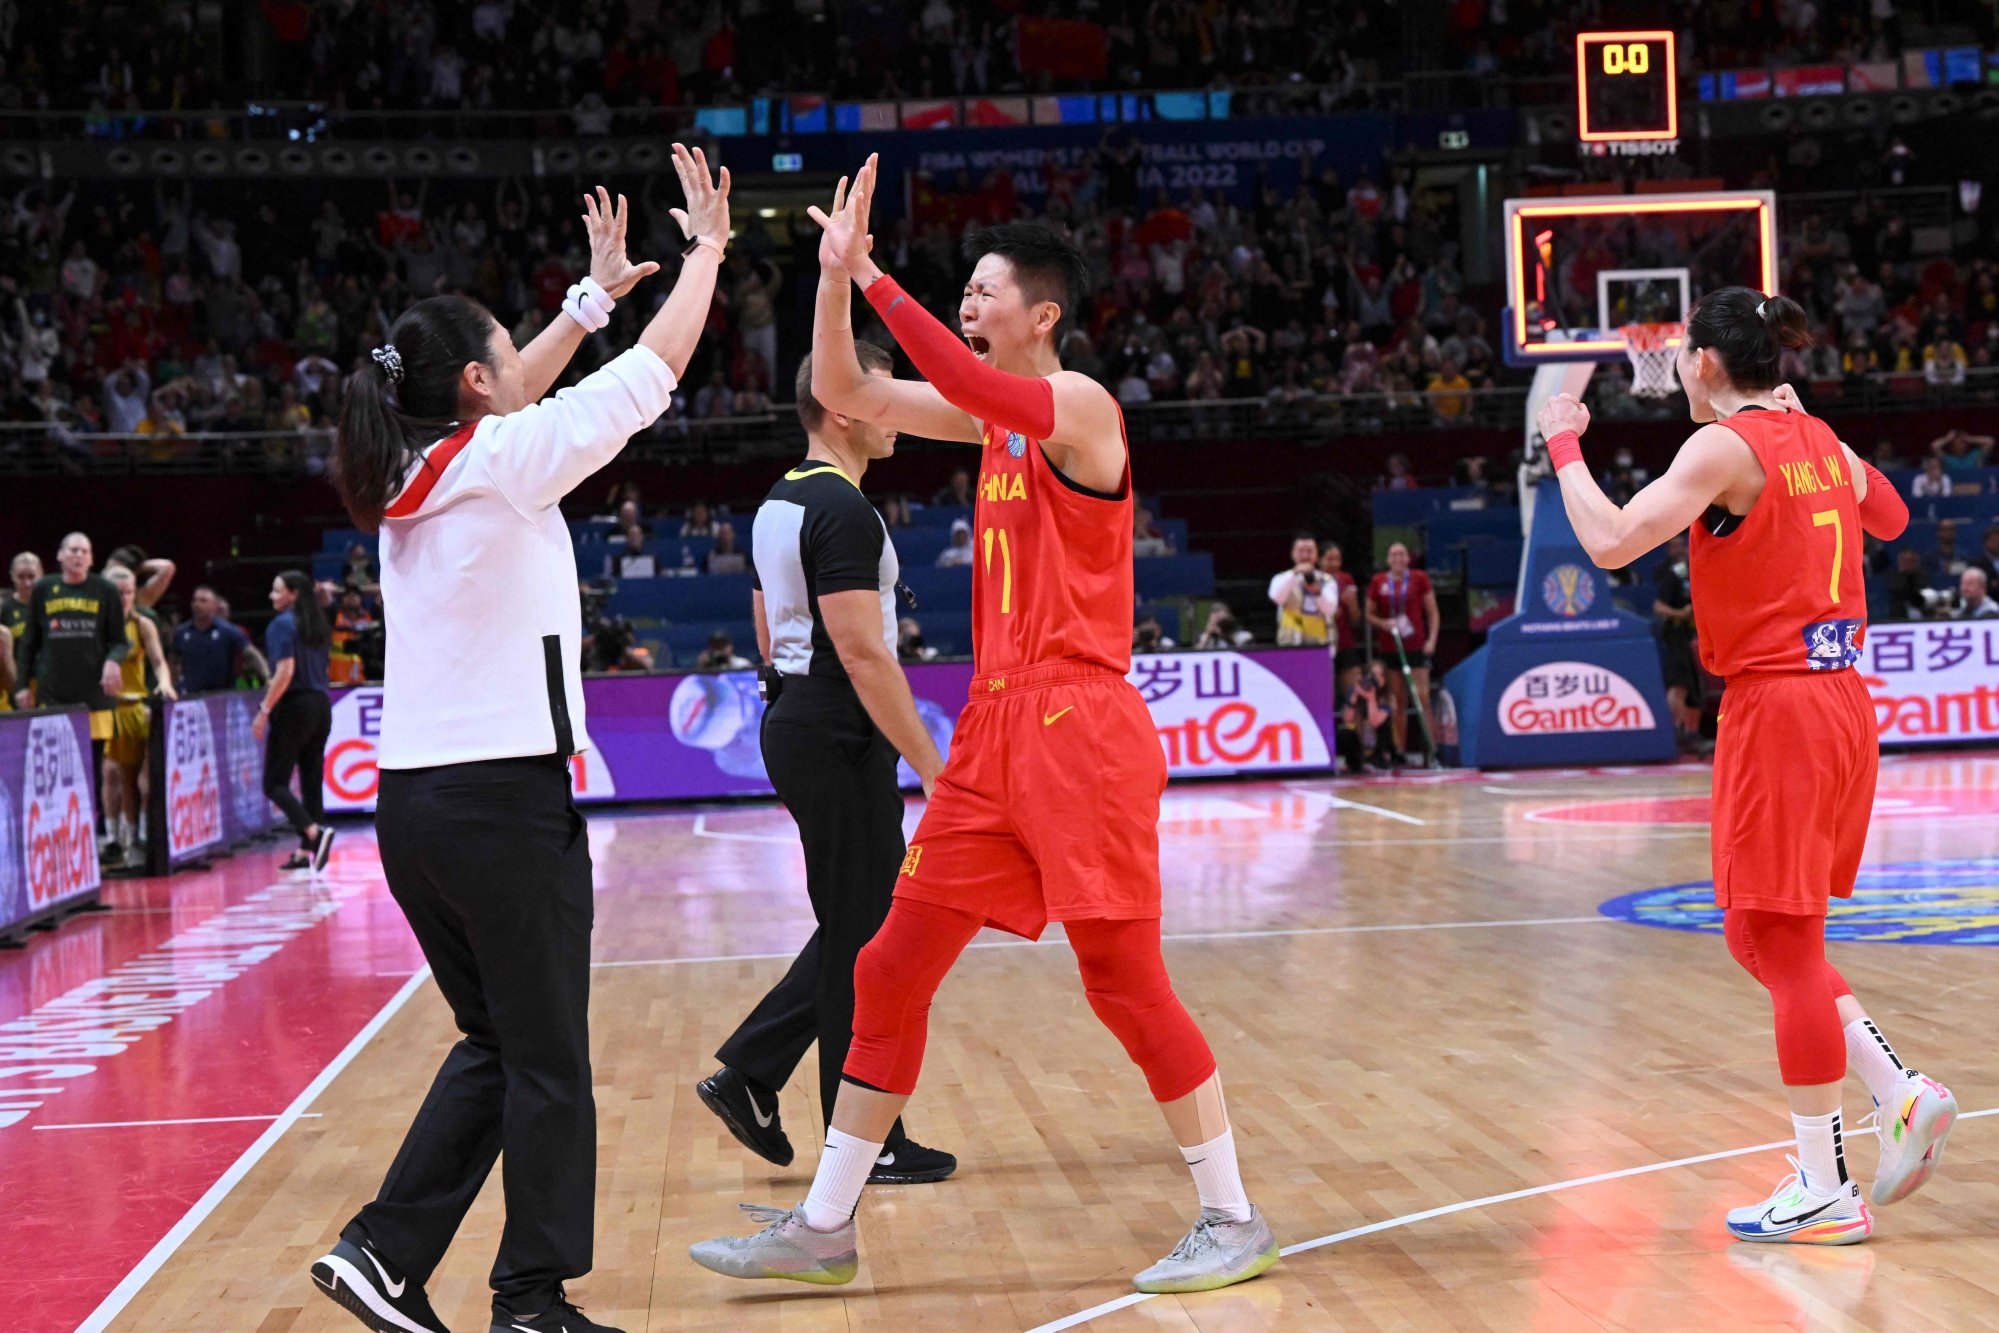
[1710,669,1877,916]
[895,659,1168,940]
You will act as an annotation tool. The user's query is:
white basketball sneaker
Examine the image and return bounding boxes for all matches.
[1725,1156,1872,1245]
[1133,1207,1280,1293]
[1862,1073,1958,1205]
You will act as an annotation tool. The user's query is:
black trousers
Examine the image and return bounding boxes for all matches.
[350,755,595,1309]
[717,675,909,1139]
[263,688,330,838]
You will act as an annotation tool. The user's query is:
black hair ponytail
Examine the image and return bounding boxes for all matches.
[1683,287,1811,390]
[334,294,499,532]
[278,569,331,648]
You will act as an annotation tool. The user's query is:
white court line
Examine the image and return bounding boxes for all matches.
[690,813,794,844]
[75,967,434,1333]
[35,1112,323,1131]
[1324,795,1427,826]
[590,915,1614,970]
[1025,1107,1999,1333]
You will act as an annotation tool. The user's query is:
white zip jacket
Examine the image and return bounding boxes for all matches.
[375,344,678,769]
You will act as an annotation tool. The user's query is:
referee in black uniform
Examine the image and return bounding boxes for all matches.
[697,343,956,1185]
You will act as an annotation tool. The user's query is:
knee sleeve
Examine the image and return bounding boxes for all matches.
[1066,918,1217,1103]
[1723,908,1846,1086]
[842,898,983,1096]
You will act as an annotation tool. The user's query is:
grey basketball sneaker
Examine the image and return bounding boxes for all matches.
[1133,1206,1280,1293]
[688,1203,859,1285]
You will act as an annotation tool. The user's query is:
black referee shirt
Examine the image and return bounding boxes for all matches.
[751,464,897,681]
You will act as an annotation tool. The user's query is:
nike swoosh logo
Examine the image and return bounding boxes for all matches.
[1043,707,1074,726]
[362,1245,405,1297]
[1764,1196,1842,1227]
[876,1151,895,1166]
[313,1274,338,1292]
[747,1089,774,1129]
[887,296,906,313]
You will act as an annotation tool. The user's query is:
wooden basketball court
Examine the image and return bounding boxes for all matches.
[14,756,1998,1331]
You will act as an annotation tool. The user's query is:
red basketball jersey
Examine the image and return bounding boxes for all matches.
[970,417,1134,676]
[1690,409,1866,679]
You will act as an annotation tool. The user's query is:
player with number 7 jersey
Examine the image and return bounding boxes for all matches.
[1535,285,1957,1249]
[689,155,1279,1299]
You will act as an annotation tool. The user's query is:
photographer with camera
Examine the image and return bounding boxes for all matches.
[579,581,652,672]
[1336,659,1396,774]
[1267,533,1332,648]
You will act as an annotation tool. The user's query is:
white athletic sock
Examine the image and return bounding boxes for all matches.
[117,816,134,847]
[1181,1127,1252,1223]
[1792,1109,1849,1195]
[1844,1017,1914,1108]
[801,1127,881,1232]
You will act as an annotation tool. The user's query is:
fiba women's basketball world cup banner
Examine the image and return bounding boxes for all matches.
[317,649,1335,813]
[150,692,282,873]
[0,707,101,939]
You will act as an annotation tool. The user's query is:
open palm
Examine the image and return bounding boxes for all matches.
[807,152,877,276]
[581,185,659,299]
[668,142,732,250]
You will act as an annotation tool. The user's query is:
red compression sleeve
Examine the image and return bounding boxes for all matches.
[1545,430,1584,471]
[863,274,1056,440]
[1857,460,1909,539]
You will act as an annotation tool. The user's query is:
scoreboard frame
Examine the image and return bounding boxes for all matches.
[1575,30,1678,143]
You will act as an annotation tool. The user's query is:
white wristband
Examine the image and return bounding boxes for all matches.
[562,275,614,332]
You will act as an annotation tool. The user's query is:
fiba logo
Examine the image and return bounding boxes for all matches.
[1005,431,1027,458]
[1601,858,1999,945]
[1541,563,1596,617]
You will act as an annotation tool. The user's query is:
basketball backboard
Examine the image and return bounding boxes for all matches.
[1501,190,1779,366]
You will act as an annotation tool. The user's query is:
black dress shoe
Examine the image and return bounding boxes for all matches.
[696,1066,794,1167]
[492,1288,624,1332]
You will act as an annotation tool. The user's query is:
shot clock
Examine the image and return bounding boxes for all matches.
[1576,30,1678,142]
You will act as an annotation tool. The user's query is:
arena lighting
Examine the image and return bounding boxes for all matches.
[1576,30,1678,141]
[1509,196,1777,355]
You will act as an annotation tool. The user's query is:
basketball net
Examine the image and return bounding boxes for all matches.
[1619,322,1684,398]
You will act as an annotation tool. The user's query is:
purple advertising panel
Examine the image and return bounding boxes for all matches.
[0,707,102,940]
[322,648,1334,813]
[151,692,283,873]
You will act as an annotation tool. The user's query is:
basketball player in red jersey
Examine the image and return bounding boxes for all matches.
[691,155,1279,1293]
[1537,287,1957,1245]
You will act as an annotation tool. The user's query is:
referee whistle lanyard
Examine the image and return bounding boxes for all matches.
[1386,571,1414,639]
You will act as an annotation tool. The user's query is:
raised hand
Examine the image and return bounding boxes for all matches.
[581,185,659,299]
[806,152,878,278]
[1537,392,1591,442]
[668,143,732,253]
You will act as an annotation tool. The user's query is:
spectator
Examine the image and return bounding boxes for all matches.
[1653,532,1703,750]
[103,363,152,434]
[1367,542,1438,761]
[1931,429,1993,478]
[1911,454,1952,499]
[1834,268,1886,338]
[1885,547,1928,619]
[617,522,658,579]
[341,542,378,597]
[253,570,334,871]
[680,501,716,538]
[936,518,974,568]
[897,617,936,662]
[171,584,265,694]
[1133,614,1177,653]
[0,551,42,642]
[695,629,751,672]
[1336,660,1396,774]
[1318,543,1365,691]
[879,495,913,529]
[1957,568,1999,618]
[1426,356,1472,425]
[1971,523,1999,583]
[1194,603,1254,650]
[933,468,973,508]
[707,522,747,574]
[1923,336,1968,387]
[1935,519,1967,578]
[1381,453,1417,490]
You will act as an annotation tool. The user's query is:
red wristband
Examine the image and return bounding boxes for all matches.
[1546,430,1584,471]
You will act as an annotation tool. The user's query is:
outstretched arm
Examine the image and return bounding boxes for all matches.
[1537,394,1756,570]
[811,230,981,444]
[519,186,664,401]
[812,157,1122,486]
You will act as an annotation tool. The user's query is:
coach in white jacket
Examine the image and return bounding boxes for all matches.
[308,147,730,1333]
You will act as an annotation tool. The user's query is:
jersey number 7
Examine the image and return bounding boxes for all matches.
[1811,509,1845,603]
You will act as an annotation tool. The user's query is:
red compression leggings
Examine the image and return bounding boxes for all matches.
[843,898,1218,1103]
[1723,908,1853,1086]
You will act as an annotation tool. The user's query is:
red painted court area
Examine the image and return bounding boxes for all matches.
[0,844,423,1332]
